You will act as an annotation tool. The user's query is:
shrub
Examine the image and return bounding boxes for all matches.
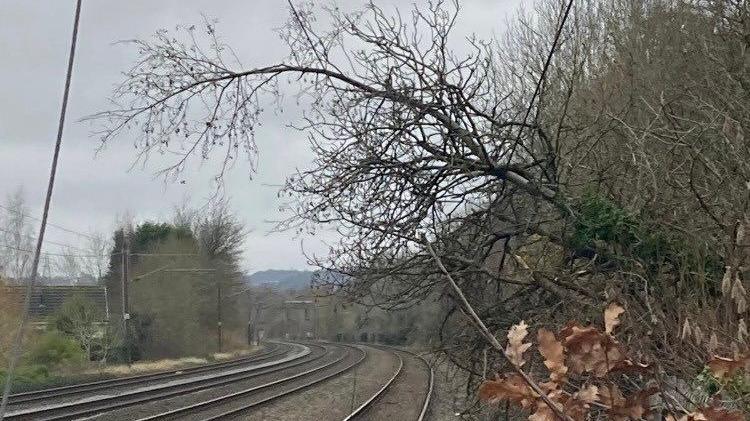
[0,364,52,392]
[25,331,85,368]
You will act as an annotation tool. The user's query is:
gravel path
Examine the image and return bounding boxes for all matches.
[229,344,399,421]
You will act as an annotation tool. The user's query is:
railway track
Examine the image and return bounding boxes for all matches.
[342,345,434,421]
[3,342,312,421]
[4,342,431,421]
[6,342,289,406]
[135,342,366,421]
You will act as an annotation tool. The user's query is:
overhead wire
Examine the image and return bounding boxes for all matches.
[505,0,575,170]
[0,203,98,241]
[0,242,201,259]
[0,226,91,253]
[0,243,104,259]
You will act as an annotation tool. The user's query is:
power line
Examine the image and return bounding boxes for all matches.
[0,243,103,259]
[506,0,575,166]
[0,203,98,241]
[0,243,201,259]
[0,227,90,253]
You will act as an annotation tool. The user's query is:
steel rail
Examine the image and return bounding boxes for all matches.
[4,343,317,421]
[140,344,366,421]
[344,344,434,421]
[341,346,403,421]
[7,342,287,405]
[200,344,367,421]
[402,349,434,421]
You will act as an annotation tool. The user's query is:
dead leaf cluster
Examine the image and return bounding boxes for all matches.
[480,304,746,420]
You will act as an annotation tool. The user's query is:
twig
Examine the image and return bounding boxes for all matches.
[424,238,573,421]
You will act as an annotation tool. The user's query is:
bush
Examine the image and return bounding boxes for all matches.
[25,331,85,368]
[0,364,51,391]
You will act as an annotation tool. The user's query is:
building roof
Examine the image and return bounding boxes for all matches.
[0,285,108,319]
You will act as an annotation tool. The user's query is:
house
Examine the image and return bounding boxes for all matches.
[0,284,108,328]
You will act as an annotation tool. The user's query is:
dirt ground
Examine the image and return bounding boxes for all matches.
[83,346,262,377]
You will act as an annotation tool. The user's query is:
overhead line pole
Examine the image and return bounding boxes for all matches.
[216,271,223,353]
[121,236,131,364]
[0,0,84,416]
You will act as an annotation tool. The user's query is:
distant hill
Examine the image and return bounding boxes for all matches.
[243,270,315,290]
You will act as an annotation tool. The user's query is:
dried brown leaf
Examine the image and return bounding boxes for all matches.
[528,402,559,421]
[707,354,749,380]
[721,268,732,296]
[574,385,599,404]
[731,275,747,314]
[739,319,748,344]
[708,333,718,354]
[604,303,625,334]
[604,385,657,421]
[479,373,536,408]
[681,318,692,340]
[537,328,567,384]
[560,323,626,377]
[506,320,532,367]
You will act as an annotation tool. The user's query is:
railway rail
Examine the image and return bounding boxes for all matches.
[137,343,366,421]
[6,342,289,406]
[3,342,312,421]
[342,345,434,421]
[3,342,432,421]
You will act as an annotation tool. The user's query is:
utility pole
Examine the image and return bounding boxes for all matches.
[0,0,83,415]
[216,272,223,353]
[120,236,131,364]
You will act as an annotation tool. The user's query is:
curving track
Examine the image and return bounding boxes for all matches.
[143,343,366,421]
[3,342,310,421]
[6,342,289,407]
[2,342,432,421]
[342,345,434,421]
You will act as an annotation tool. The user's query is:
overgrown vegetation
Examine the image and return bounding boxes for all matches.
[89,0,750,418]
[480,305,745,420]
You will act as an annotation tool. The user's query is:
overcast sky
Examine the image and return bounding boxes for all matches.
[0,0,521,273]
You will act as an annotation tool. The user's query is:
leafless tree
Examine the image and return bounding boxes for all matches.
[0,188,33,281]
[55,294,103,360]
[83,232,112,281]
[57,247,83,282]
[92,0,750,413]
[195,199,246,264]
[90,0,576,301]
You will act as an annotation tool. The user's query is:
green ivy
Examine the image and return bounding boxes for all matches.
[569,192,721,285]
[570,192,670,264]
